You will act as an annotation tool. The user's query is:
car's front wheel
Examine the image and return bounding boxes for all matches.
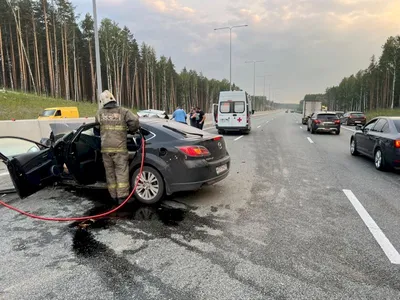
[132,166,165,204]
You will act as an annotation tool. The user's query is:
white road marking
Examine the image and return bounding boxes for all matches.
[343,189,400,264]
[300,126,303,129]
[265,121,269,124]
[307,137,314,144]
[341,126,356,133]
[257,125,261,128]
[234,135,244,141]
[0,172,8,177]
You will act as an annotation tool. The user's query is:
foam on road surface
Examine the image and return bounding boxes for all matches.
[1,111,400,299]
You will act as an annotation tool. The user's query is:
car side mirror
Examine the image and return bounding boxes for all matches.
[39,138,52,147]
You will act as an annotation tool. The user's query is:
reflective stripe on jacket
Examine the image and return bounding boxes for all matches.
[95,102,140,154]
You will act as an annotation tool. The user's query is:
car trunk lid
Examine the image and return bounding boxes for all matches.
[195,136,227,161]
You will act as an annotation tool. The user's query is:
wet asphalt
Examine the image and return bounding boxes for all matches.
[1,112,400,299]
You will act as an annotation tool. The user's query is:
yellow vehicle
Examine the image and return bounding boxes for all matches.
[38,107,79,119]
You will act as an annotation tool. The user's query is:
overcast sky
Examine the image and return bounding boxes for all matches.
[72,0,400,103]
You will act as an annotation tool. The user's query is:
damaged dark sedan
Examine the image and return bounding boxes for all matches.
[0,119,230,204]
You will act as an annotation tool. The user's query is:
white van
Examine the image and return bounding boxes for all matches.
[212,91,254,134]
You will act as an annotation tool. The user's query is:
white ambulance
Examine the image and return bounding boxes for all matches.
[212,91,254,134]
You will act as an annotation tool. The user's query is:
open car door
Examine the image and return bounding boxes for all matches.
[0,137,59,198]
[64,123,105,185]
[64,123,143,186]
[212,103,218,126]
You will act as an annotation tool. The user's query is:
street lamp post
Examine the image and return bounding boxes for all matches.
[92,0,102,108]
[214,24,248,91]
[245,60,264,100]
[257,75,271,110]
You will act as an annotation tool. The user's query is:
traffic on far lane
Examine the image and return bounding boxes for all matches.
[307,111,341,135]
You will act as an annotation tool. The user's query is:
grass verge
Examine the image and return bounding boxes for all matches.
[365,109,400,121]
[0,91,98,120]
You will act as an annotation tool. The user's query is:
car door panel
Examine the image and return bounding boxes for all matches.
[64,124,105,185]
[0,137,60,198]
[3,148,58,198]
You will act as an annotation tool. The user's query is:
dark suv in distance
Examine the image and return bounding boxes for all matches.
[340,111,366,126]
[307,112,341,135]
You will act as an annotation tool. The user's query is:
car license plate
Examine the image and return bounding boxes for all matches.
[355,121,361,123]
[216,164,228,175]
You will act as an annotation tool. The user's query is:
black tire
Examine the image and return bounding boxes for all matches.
[217,129,224,135]
[132,166,165,204]
[350,138,359,156]
[374,148,386,171]
[242,129,250,135]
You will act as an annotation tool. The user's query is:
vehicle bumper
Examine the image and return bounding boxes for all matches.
[347,120,366,125]
[216,125,250,131]
[166,156,231,195]
[315,125,340,132]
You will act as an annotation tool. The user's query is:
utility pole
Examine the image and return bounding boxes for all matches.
[214,24,248,91]
[92,0,102,109]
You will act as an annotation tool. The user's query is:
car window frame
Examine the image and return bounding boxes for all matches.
[219,101,232,113]
[382,121,390,133]
[233,101,245,113]
[371,118,387,132]
[363,118,378,132]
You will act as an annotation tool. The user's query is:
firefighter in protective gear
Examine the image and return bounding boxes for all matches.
[95,90,140,205]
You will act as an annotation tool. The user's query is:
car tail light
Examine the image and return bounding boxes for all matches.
[334,120,340,124]
[394,140,400,148]
[213,136,222,141]
[177,146,210,157]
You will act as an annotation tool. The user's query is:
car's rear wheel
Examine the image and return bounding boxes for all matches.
[132,166,165,204]
[350,138,359,156]
[374,148,386,171]
[218,129,224,134]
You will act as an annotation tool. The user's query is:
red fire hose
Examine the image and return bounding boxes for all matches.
[0,138,146,222]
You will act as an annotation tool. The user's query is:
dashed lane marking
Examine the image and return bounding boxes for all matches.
[257,125,261,128]
[343,189,400,264]
[307,137,314,144]
[341,126,356,133]
[234,135,244,141]
[300,126,303,129]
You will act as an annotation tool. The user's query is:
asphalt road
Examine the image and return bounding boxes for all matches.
[1,111,400,299]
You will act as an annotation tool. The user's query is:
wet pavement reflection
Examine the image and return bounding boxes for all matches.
[68,187,189,257]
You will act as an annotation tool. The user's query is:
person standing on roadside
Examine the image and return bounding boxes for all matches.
[189,107,198,127]
[95,90,140,206]
[196,106,206,130]
[172,106,187,124]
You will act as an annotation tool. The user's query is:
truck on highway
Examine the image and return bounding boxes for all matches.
[301,100,322,124]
